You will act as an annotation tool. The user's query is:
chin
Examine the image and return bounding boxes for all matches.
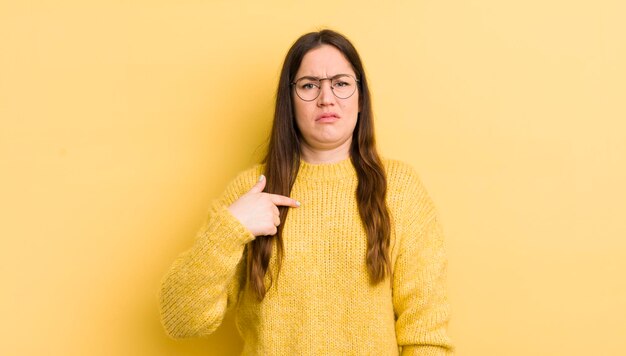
[315,135,352,148]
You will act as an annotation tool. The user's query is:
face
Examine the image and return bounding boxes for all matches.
[292,44,359,154]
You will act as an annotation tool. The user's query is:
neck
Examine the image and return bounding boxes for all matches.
[300,138,352,164]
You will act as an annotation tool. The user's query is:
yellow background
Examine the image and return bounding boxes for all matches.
[1,1,625,355]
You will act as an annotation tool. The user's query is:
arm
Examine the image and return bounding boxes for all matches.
[158,169,258,339]
[393,171,455,355]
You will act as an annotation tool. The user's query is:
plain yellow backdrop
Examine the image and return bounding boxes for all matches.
[1,1,625,355]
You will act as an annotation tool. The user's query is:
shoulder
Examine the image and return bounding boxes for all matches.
[381,157,437,220]
[381,158,426,195]
[382,157,416,177]
[218,163,266,206]
[230,163,266,186]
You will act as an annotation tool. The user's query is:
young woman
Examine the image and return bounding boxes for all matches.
[159,29,454,355]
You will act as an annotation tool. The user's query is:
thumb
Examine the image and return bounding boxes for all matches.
[248,174,266,194]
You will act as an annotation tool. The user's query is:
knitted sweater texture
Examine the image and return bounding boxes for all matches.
[159,158,454,355]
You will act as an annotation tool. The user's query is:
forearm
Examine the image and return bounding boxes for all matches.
[159,205,253,338]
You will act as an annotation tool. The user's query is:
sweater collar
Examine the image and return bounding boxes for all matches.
[297,157,356,181]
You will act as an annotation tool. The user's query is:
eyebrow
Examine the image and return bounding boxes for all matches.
[294,73,354,81]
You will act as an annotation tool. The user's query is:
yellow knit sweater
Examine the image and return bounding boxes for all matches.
[159,158,454,355]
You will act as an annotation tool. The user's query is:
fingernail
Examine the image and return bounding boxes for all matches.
[259,175,265,182]
[296,201,301,207]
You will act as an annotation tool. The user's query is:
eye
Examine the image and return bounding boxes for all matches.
[299,81,320,90]
[334,81,350,87]
[302,83,316,90]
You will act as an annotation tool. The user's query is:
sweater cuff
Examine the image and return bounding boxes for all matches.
[401,345,454,356]
[191,205,255,262]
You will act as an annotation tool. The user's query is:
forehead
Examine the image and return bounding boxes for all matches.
[295,44,355,78]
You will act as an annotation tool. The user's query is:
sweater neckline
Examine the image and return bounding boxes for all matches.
[297,157,356,181]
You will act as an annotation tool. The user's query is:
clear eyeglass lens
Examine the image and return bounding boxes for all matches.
[295,75,357,101]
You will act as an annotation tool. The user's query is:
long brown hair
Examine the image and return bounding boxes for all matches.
[247,29,391,301]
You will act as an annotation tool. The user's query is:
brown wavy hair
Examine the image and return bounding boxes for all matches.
[247,29,391,301]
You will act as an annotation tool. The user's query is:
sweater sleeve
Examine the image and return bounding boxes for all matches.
[393,168,455,355]
[158,167,260,339]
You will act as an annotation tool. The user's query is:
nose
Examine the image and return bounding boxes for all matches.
[317,79,335,106]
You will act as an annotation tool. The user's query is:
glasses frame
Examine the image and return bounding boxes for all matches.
[290,74,360,102]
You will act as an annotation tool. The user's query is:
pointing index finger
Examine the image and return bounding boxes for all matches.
[268,194,300,208]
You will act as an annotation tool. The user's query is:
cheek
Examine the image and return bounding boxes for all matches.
[294,101,314,122]
[293,103,313,133]
[342,97,360,118]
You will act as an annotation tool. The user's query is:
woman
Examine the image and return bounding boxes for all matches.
[159,29,454,355]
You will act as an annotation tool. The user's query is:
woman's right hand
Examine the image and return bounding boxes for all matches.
[227,175,300,237]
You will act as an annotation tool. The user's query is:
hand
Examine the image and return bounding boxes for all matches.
[227,175,300,237]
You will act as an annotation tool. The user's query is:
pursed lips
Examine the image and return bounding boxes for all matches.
[316,112,340,122]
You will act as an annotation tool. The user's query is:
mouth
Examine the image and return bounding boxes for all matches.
[316,112,340,122]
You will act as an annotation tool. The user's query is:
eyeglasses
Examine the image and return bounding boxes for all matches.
[291,74,359,101]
